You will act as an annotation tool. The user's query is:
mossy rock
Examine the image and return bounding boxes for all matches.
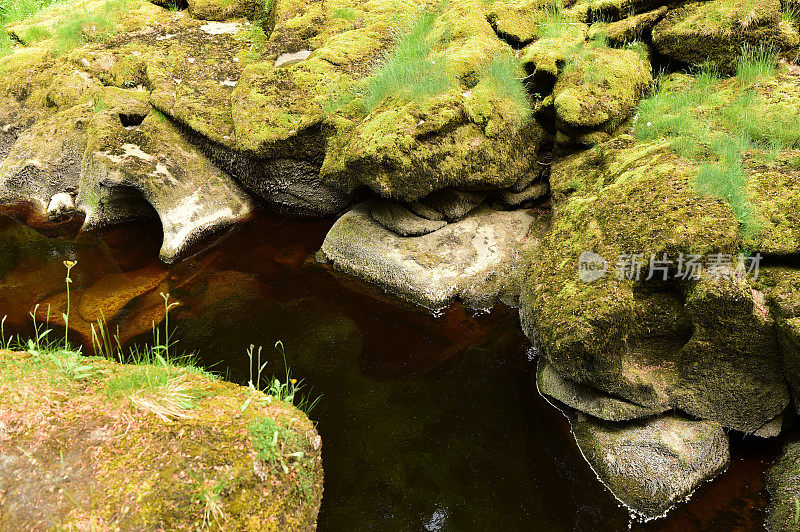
[566,0,670,23]
[187,0,266,22]
[754,267,800,415]
[652,0,798,73]
[321,89,546,201]
[520,22,588,96]
[484,0,555,46]
[766,437,800,531]
[519,137,790,433]
[569,411,730,519]
[586,6,668,45]
[552,46,651,141]
[0,349,323,530]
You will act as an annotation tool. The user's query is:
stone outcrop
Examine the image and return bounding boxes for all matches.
[320,202,544,310]
[652,0,800,72]
[0,349,324,530]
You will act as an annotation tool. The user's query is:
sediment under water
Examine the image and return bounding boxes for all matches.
[0,212,781,531]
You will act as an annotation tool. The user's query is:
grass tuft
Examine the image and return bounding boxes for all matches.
[246,340,320,414]
[536,3,571,40]
[634,46,800,237]
[481,53,532,122]
[361,11,452,113]
[735,43,778,86]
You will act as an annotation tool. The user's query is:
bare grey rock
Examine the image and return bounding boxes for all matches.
[79,99,253,263]
[369,201,447,237]
[320,202,540,310]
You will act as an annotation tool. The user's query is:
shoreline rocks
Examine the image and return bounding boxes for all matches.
[0,349,323,530]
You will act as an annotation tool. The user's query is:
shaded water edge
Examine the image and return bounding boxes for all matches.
[0,211,783,531]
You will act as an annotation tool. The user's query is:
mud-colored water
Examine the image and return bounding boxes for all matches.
[0,212,781,531]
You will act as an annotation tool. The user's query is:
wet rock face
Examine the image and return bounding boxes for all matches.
[320,202,544,311]
[569,412,730,520]
[767,438,800,532]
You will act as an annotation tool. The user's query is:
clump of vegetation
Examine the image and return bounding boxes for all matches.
[332,6,356,21]
[735,43,779,85]
[361,11,452,113]
[536,3,572,40]
[0,0,134,56]
[249,415,316,499]
[635,46,800,237]
[0,0,62,54]
[245,340,320,414]
[52,0,131,53]
[479,53,533,121]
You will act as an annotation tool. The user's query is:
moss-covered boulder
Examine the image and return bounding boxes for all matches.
[569,411,730,519]
[551,45,651,145]
[186,0,266,22]
[0,102,95,227]
[566,0,669,23]
[652,0,799,72]
[586,7,668,45]
[0,349,323,530]
[766,437,800,531]
[755,268,800,416]
[519,136,790,433]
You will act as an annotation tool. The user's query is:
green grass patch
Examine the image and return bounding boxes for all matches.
[480,53,532,121]
[0,0,67,55]
[536,3,572,40]
[248,416,316,499]
[735,43,778,86]
[361,11,452,113]
[332,7,356,21]
[635,49,800,237]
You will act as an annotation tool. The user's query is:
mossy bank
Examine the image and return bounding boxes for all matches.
[0,349,323,530]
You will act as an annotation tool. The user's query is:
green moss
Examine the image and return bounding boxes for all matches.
[0,349,323,530]
[652,0,794,73]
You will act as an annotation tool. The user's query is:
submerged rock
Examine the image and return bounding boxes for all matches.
[320,202,542,310]
[569,412,730,520]
[766,438,800,531]
[0,349,324,530]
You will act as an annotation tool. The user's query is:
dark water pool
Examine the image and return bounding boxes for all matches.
[0,212,781,531]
